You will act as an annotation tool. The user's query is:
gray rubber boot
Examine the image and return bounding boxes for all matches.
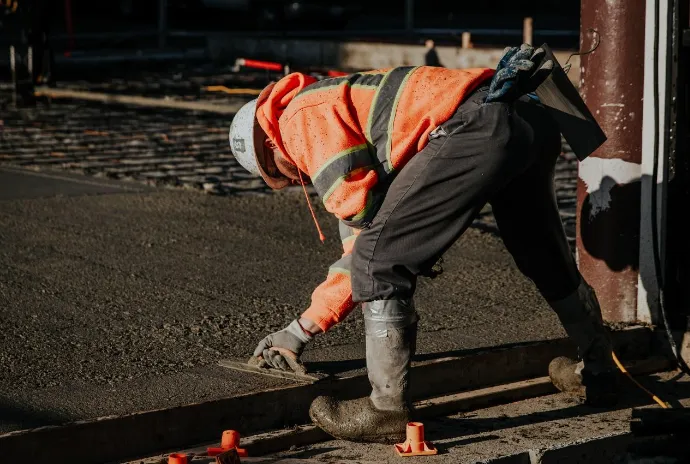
[548,279,619,406]
[309,299,418,444]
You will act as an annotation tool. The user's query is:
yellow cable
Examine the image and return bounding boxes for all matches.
[612,351,670,408]
[204,86,262,95]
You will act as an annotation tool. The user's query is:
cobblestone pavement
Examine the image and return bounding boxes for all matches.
[0,74,579,243]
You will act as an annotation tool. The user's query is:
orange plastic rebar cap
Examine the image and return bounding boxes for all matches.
[221,430,240,449]
[167,453,188,464]
[394,422,438,457]
[207,429,248,457]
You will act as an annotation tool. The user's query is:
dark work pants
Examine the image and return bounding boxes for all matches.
[351,88,581,304]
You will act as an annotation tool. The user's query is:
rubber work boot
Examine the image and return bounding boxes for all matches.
[548,279,619,407]
[310,299,418,444]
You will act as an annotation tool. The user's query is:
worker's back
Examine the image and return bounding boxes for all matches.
[281,66,492,173]
[257,66,494,224]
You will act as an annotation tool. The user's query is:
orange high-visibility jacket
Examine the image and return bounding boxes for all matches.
[256,66,494,332]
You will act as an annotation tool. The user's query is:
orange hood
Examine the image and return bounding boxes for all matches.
[255,72,318,165]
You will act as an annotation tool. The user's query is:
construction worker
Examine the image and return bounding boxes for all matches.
[1,0,53,107]
[228,44,619,444]
[423,39,443,67]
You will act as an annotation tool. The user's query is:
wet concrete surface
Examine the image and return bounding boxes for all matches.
[0,166,151,200]
[0,167,566,434]
[266,371,690,463]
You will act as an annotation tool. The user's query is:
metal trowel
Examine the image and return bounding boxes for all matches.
[218,355,330,383]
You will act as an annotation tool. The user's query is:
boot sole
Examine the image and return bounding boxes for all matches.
[310,416,405,444]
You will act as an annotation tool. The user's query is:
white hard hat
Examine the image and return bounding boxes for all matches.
[228,84,290,190]
[229,98,261,177]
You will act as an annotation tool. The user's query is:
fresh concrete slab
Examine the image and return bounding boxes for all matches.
[0,183,571,435]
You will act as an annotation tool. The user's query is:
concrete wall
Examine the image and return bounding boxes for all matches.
[207,35,581,85]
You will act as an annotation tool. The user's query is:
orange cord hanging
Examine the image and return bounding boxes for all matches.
[612,351,670,409]
[298,170,325,243]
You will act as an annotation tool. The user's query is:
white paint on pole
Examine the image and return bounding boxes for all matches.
[638,0,669,325]
[578,157,641,219]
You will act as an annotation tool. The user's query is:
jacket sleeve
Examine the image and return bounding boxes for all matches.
[301,221,360,332]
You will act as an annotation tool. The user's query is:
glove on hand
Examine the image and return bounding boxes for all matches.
[485,44,554,104]
[253,319,313,371]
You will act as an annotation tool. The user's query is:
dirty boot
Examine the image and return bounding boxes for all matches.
[310,299,418,443]
[548,279,619,407]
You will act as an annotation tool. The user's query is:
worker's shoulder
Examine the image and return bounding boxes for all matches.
[281,95,330,122]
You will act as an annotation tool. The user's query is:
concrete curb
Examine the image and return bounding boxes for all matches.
[183,357,670,460]
[0,327,657,464]
[479,432,634,464]
[125,356,669,463]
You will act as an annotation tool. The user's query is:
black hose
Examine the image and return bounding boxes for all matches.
[651,0,690,378]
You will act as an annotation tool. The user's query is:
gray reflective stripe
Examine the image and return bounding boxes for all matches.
[311,144,373,201]
[296,73,385,100]
[363,299,419,336]
[297,76,349,99]
[366,66,418,174]
[338,221,355,241]
[352,73,384,88]
[328,254,352,276]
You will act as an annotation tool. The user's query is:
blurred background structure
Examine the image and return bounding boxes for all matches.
[0,0,580,82]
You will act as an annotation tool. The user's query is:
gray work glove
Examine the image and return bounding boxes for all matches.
[252,319,313,371]
[485,43,553,104]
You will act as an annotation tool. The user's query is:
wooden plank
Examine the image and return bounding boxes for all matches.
[33,87,245,114]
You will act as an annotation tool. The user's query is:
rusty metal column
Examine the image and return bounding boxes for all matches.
[577,0,647,322]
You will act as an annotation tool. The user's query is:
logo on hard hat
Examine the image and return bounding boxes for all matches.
[232,137,246,153]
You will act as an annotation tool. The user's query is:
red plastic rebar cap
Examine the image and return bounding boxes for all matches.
[168,453,188,464]
[207,430,248,457]
[221,430,240,449]
[394,422,438,457]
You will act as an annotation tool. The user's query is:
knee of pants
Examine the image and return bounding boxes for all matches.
[350,235,416,303]
[351,244,374,302]
[350,240,368,301]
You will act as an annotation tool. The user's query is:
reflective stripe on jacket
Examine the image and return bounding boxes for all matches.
[257,66,494,331]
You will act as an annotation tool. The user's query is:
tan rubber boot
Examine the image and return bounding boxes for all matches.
[309,299,417,444]
[548,279,619,407]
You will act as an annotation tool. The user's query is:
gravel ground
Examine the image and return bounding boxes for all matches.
[0,73,580,244]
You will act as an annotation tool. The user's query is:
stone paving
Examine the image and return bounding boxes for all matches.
[0,73,579,243]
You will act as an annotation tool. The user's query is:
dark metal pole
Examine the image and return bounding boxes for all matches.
[158,0,168,49]
[405,0,413,34]
[577,0,646,322]
[10,46,17,108]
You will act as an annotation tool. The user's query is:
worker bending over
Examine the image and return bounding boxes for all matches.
[228,44,618,444]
